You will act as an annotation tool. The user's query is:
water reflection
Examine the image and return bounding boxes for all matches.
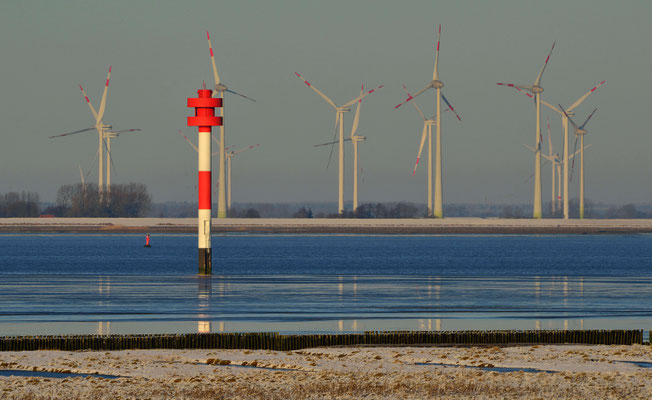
[197,277,212,333]
[1,274,650,336]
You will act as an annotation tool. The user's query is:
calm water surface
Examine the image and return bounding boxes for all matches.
[0,234,650,337]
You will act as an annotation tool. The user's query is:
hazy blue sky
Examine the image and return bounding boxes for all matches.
[1,0,651,205]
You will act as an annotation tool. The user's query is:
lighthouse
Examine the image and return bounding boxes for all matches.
[187,87,222,274]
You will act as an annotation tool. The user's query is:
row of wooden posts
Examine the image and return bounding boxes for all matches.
[0,330,646,352]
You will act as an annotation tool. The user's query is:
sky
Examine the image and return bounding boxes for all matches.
[1,0,651,205]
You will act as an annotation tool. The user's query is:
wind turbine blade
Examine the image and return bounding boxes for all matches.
[342,84,383,108]
[534,42,555,87]
[402,84,426,121]
[225,88,256,102]
[211,133,221,147]
[111,129,142,135]
[78,165,85,185]
[96,66,111,123]
[178,130,198,152]
[433,24,441,81]
[570,143,592,159]
[394,83,431,109]
[413,124,428,176]
[315,138,352,147]
[294,72,337,109]
[350,85,363,137]
[206,31,220,84]
[580,107,598,129]
[440,92,461,121]
[49,127,96,139]
[326,112,340,170]
[558,104,579,130]
[547,116,553,156]
[497,83,534,94]
[567,80,606,112]
[79,84,98,120]
[103,137,117,176]
[569,135,579,181]
[233,144,260,155]
[541,99,562,114]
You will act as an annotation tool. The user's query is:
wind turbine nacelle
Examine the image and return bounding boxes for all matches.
[99,124,112,129]
[432,80,444,89]
[576,129,587,136]
[532,86,544,94]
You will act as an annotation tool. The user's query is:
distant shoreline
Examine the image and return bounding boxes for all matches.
[2,217,652,234]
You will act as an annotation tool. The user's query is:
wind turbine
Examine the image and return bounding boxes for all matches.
[402,84,436,216]
[560,105,598,219]
[394,24,462,218]
[50,67,112,201]
[50,67,139,203]
[314,85,371,212]
[225,144,260,212]
[501,80,605,219]
[497,42,555,219]
[295,72,382,214]
[206,31,256,218]
[525,142,591,216]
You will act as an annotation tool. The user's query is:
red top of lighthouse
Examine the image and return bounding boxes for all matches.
[187,89,222,127]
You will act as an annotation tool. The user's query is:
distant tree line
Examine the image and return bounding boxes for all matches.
[0,191,40,217]
[43,183,152,217]
[227,207,261,218]
[293,202,421,218]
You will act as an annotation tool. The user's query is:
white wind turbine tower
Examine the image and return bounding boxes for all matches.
[314,85,371,212]
[295,72,382,214]
[525,140,591,216]
[497,42,555,219]
[103,128,141,198]
[502,80,605,219]
[394,25,462,218]
[401,84,460,216]
[206,31,256,218]
[546,117,557,214]
[560,105,598,219]
[225,144,260,212]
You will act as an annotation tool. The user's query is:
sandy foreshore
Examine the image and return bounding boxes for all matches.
[2,217,652,234]
[1,344,650,399]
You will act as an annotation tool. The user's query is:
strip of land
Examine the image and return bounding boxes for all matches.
[2,217,652,234]
[0,345,650,399]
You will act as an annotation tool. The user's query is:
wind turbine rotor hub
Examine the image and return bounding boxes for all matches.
[576,129,587,136]
[532,86,543,94]
[337,107,351,113]
[432,80,444,89]
[214,83,227,92]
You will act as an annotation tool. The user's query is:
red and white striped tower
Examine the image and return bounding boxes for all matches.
[187,87,222,274]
